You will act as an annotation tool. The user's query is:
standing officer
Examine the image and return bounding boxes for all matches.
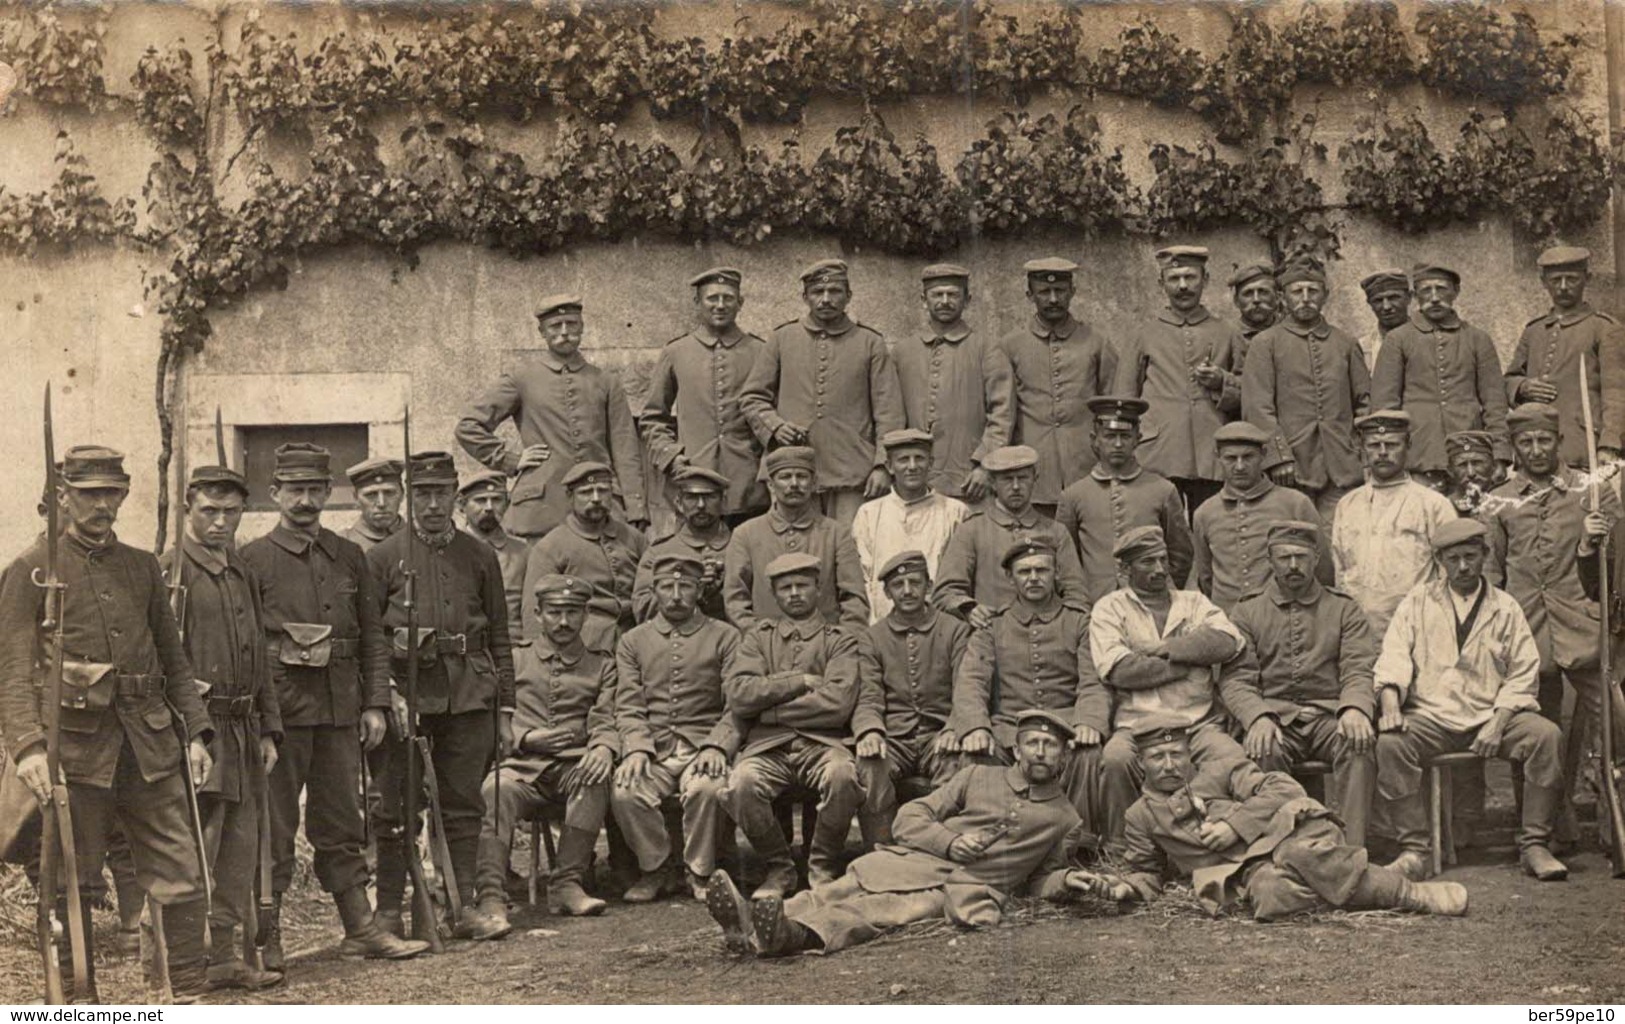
[1000,257,1112,513]
[240,444,422,966]
[344,458,404,553]
[892,263,1014,504]
[1504,245,1625,468]
[1055,396,1192,603]
[851,429,968,622]
[159,465,283,991]
[458,469,530,633]
[458,294,648,540]
[1357,269,1412,375]
[0,447,214,1000]
[367,452,516,941]
[739,259,904,527]
[1372,264,1511,490]
[612,553,740,902]
[1112,245,1244,517]
[522,462,647,651]
[632,466,732,624]
[639,267,769,525]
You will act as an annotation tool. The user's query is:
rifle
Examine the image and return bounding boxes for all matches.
[1579,361,1625,876]
[33,384,91,1003]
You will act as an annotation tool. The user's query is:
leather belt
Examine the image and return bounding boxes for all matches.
[114,674,165,698]
[207,694,257,718]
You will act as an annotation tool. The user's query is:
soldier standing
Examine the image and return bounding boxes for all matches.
[457,470,530,633]
[1228,260,1281,348]
[632,466,732,624]
[343,458,404,553]
[1357,269,1412,375]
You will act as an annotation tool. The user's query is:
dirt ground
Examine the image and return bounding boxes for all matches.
[5,833,1623,1005]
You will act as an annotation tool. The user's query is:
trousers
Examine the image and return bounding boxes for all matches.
[609,743,728,876]
[856,730,958,846]
[1253,706,1375,847]
[727,739,863,873]
[371,709,495,905]
[1244,817,1402,921]
[268,724,368,895]
[783,873,1004,953]
[474,757,609,900]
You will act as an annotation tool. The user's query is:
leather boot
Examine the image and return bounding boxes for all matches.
[623,858,674,904]
[742,819,797,899]
[750,895,811,958]
[1396,878,1469,916]
[467,895,512,941]
[334,886,431,959]
[374,908,406,939]
[704,870,754,954]
[1520,784,1568,880]
[258,892,284,973]
[206,926,283,991]
[1338,756,1374,850]
[1383,850,1431,882]
[163,899,211,1004]
[548,827,608,917]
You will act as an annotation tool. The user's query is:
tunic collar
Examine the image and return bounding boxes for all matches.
[921,321,971,346]
[773,616,828,641]
[533,636,587,665]
[475,525,512,550]
[566,513,626,544]
[1029,314,1078,342]
[181,534,233,576]
[1544,303,1594,327]
[1157,305,1212,327]
[1267,578,1323,608]
[654,612,708,637]
[1512,466,1575,494]
[1090,462,1143,483]
[1009,596,1065,626]
[1281,317,1330,339]
[692,325,746,350]
[537,349,588,373]
[1220,477,1275,502]
[352,517,400,543]
[1003,764,1063,803]
[885,608,940,634]
[768,508,818,534]
[663,522,731,552]
[988,502,1039,529]
[799,313,855,337]
[268,523,339,558]
[1411,312,1462,333]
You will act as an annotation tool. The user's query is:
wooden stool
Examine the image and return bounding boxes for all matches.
[526,807,562,906]
[1428,751,1482,878]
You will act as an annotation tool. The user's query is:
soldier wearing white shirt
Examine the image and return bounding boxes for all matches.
[851,429,968,622]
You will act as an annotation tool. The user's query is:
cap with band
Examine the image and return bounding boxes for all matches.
[188,464,248,497]
[458,469,508,499]
[878,549,929,582]
[766,552,823,581]
[272,442,332,483]
[1359,268,1410,297]
[535,294,584,321]
[689,267,742,289]
[347,457,403,490]
[561,461,615,489]
[535,574,593,606]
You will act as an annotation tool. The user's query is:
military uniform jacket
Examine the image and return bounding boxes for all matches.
[1505,304,1625,465]
[853,609,968,741]
[343,518,399,554]
[1055,465,1193,603]
[638,326,769,516]
[631,523,730,624]
[456,349,648,533]
[850,764,1082,901]
[1241,317,1372,489]
[739,314,905,489]
[1223,580,1376,730]
[1192,481,1332,611]
[999,316,1113,504]
[615,613,740,760]
[159,538,282,802]
[894,324,1015,498]
[722,509,867,632]
[1371,315,1512,473]
[0,531,209,788]
[504,637,618,783]
[522,514,647,642]
[475,527,530,635]
[931,503,1088,618]
[1112,306,1244,481]
[241,524,390,728]
[949,598,1109,747]
[723,618,861,760]
[368,527,516,716]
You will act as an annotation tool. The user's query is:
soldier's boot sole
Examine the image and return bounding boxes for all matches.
[705,870,754,954]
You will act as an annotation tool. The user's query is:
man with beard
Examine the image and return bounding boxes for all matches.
[1372,265,1511,491]
[705,710,1095,958]
[521,462,647,651]
[739,260,904,528]
[1444,430,1502,520]
[343,458,404,553]
[632,466,732,624]
[999,258,1112,514]
[240,444,421,967]
[852,429,968,622]
[1055,396,1192,602]
[1504,246,1625,469]
[893,264,1014,505]
[1112,245,1245,518]
[458,294,648,539]
[458,470,529,632]
[932,445,1087,628]
[1228,261,1281,349]
[1241,259,1371,524]
[639,267,769,525]
[1357,269,1411,375]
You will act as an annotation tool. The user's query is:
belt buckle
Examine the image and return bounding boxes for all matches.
[450,634,467,656]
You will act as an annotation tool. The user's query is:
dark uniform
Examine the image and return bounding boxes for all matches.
[0,447,212,997]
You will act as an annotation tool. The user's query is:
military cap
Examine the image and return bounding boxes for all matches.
[688,266,742,289]
[63,446,132,490]
[1354,409,1411,435]
[1537,245,1590,269]
[534,573,593,606]
[458,468,508,498]
[1410,262,1460,289]
[1014,709,1076,743]
[188,464,248,497]
[1212,421,1272,449]
[535,293,584,321]
[561,461,615,489]
[1432,517,1488,552]
[1113,524,1168,562]
[1086,395,1149,429]
[1445,430,1496,457]
[1359,268,1410,297]
[763,446,817,476]
[1507,403,1561,436]
[880,427,934,452]
[650,551,706,582]
[1023,257,1078,282]
[980,445,1039,474]
[1155,245,1209,268]
[1266,519,1320,551]
[800,258,849,284]
[1277,260,1326,287]
[1131,713,1191,748]
[347,456,403,490]
[878,549,929,583]
[672,465,729,492]
[407,451,458,486]
[765,551,822,581]
[921,263,971,283]
[1002,536,1058,570]
[272,442,332,483]
[1227,261,1275,289]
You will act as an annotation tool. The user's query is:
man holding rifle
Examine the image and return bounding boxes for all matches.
[0,445,214,1000]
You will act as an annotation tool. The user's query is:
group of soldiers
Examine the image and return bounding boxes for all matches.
[6,241,1625,995]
